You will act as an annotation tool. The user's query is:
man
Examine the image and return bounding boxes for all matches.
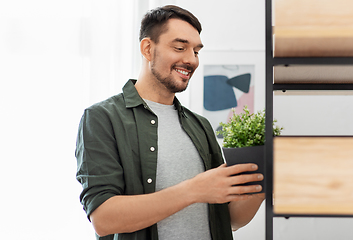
[75,5,264,240]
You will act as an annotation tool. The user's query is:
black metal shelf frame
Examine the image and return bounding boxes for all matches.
[273,83,353,91]
[274,213,353,219]
[273,57,353,65]
[265,1,274,240]
[265,1,353,239]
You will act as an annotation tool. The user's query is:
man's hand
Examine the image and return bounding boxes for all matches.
[187,163,264,204]
[90,163,264,236]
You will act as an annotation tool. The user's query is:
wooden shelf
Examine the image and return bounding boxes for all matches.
[274,27,353,57]
[274,65,353,84]
[274,0,353,57]
[273,136,353,216]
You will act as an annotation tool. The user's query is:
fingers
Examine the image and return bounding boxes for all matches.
[230,172,263,185]
[191,163,264,204]
[228,183,262,195]
[224,163,259,176]
[224,163,264,195]
[223,185,263,202]
[223,163,263,184]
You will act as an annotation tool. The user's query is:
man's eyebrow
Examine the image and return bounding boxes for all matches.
[173,38,189,44]
[172,38,204,49]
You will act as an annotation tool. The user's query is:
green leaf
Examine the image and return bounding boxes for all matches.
[217,105,283,148]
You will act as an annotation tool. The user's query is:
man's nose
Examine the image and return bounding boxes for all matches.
[182,49,198,66]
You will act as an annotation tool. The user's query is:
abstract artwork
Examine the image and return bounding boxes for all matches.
[202,65,255,138]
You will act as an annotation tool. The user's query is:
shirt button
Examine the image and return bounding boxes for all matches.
[147,178,153,184]
[151,120,156,125]
[150,146,155,152]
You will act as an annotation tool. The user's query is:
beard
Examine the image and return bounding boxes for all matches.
[151,66,188,93]
[150,49,193,93]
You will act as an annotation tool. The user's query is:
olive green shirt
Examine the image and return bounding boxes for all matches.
[75,79,233,240]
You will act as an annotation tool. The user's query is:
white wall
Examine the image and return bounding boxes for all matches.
[0,1,95,239]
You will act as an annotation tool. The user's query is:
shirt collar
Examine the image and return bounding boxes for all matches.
[122,79,186,117]
[173,96,186,117]
[123,79,145,108]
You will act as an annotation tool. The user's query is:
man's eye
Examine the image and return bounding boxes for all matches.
[194,51,199,55]
[175,47,184,51]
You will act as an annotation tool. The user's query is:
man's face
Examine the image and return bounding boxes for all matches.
[150,18,203,93]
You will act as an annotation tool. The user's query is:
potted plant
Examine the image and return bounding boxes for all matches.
[217,105,283,192]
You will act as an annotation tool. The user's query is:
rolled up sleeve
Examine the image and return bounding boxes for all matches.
[75,107,125,219]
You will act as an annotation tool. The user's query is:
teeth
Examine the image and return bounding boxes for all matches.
[175,69,189,76]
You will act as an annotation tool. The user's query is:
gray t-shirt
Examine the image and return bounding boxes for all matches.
[144,99,211,240]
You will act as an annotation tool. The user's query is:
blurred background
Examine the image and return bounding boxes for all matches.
[1,0,352,239]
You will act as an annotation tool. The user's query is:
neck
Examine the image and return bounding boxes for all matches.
[135,66,175,105]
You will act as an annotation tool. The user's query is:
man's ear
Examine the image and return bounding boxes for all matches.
[140,38,153,62]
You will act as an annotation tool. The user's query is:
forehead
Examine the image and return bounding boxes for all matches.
[159,18,202,46]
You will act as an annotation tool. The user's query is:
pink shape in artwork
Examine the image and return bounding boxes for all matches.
[227,86,254,120]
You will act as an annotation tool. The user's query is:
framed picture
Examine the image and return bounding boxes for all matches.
[184,50,265,139]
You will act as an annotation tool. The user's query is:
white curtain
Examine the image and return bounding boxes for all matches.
[0,0,160,239]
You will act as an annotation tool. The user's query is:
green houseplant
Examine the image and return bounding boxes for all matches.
[218,105,283,148]
[217,105,283,193]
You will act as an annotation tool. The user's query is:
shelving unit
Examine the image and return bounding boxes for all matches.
[265,1,353,239]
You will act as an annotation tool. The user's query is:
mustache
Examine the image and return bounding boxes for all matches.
[172,64,194,73]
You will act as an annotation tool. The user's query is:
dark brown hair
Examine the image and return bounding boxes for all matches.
[139,5,202,43]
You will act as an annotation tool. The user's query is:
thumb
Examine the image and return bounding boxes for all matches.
[218,163,228,168]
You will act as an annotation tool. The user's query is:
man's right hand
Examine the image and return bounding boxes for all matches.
[90,163,263,236]
[186,163,263,204]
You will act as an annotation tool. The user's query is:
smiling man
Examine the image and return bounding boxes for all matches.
[75,5,264,240]
[136,16,203,101]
